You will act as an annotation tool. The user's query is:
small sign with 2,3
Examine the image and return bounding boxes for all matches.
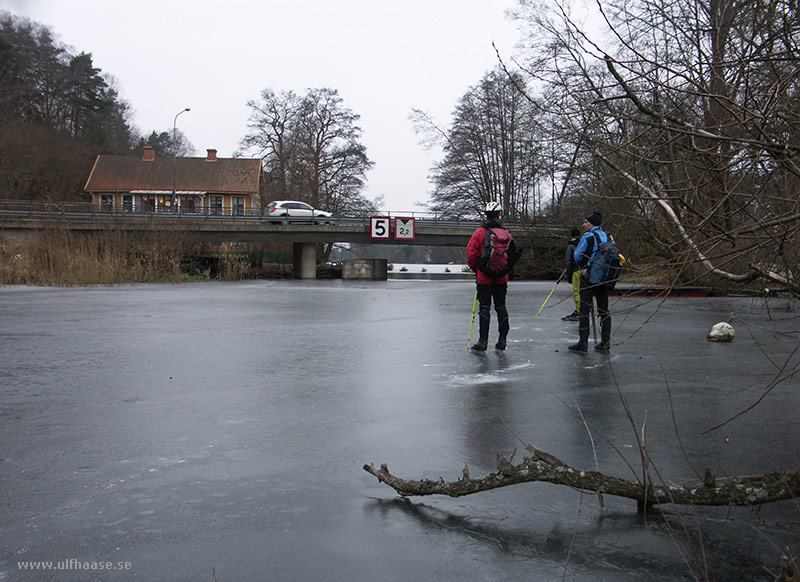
[394,217,415,240]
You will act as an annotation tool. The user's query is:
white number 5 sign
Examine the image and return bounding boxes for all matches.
[370,217,391,239]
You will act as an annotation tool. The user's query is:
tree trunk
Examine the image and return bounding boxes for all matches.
[363,445,800,512]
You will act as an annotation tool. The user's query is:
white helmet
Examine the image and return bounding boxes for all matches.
[485,201,502,213]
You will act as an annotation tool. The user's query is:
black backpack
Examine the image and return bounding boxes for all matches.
[478,227,516,278]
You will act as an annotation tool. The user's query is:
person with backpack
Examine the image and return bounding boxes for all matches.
[467,201,520,351]
[569,212,612,353]
[561,228,582,321]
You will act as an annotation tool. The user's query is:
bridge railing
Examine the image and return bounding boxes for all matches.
[0,199,484,226]
[0,199,566,236]
[0,199,101,217]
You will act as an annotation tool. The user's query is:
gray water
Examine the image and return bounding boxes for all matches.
[1,280,798,581]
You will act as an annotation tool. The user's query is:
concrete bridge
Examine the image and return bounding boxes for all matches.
[0,200,566,278]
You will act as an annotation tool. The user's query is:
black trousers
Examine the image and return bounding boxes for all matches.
[578,279,610,345]
[476,283,509,341]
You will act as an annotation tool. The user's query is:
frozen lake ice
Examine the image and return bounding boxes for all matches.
[1,280,798,581]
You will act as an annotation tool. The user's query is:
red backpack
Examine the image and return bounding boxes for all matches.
[478,227,511,278]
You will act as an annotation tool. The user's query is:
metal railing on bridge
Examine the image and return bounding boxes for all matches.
[0,199,567,234]
[0,198,487,229]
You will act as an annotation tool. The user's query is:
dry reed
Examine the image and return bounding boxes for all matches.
[1,229,192,285]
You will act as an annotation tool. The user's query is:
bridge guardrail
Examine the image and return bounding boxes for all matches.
[0,199,567,235]
[0,199,481,227]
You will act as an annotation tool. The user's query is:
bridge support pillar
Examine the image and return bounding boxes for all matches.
[293,242,317,279]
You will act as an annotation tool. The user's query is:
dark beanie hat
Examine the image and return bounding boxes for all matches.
[570,228,580,237]
[585,212,602,226]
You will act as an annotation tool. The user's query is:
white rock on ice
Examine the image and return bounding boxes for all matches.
[707,321,735,342]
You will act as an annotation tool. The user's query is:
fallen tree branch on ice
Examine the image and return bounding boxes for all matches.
[363,445,800,511]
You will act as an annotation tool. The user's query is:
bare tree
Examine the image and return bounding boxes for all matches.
[136,128,196,158]
[239,87,374,216]
[508,0,800,292]
[238,88,304,201]
[413,68,546,221]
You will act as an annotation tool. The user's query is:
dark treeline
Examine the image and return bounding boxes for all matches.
[0,12,191,201]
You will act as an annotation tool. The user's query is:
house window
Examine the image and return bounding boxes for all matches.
[122,195,133,213]
[100,194,113,211]
[180,195,197,213]
[210,195,223,215]
[232,196,245,215]
[142,197,155,212]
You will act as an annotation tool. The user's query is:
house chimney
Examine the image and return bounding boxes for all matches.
[206,149,218,162]
[142,146,155,161]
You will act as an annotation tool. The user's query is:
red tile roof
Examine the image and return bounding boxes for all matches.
[85,153,263,195]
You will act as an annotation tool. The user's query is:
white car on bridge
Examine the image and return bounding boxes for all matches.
[265,200,332,224]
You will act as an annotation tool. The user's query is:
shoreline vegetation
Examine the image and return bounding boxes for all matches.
[0,230,487,286]
[0,230,559,286]
[0,231,302,286]
[1,231,791,299]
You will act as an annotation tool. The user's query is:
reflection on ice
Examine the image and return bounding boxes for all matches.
[446,372,510,386]
[445,361,536,387]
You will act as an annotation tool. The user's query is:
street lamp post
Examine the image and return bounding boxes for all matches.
[172,107,190,212]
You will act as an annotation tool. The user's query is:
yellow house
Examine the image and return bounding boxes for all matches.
[84,147,264,215]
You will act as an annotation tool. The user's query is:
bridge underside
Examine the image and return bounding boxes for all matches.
[184,224,477,279]
[0,217,564,280]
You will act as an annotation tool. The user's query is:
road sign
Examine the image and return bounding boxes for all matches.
[394,217,415,240]
[370,216,391,239]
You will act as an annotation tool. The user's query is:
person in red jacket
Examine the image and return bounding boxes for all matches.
[467,201,518,351]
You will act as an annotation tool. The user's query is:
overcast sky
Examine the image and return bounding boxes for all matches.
[2,0,523,211]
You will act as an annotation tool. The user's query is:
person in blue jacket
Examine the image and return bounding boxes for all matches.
[568,212,612,353]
